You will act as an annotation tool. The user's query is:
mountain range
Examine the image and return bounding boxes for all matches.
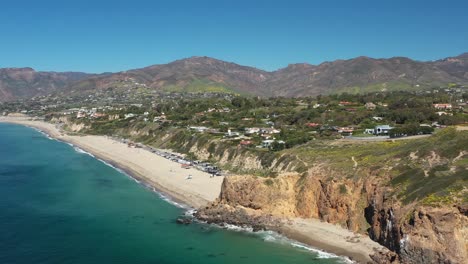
[1,53,467,101]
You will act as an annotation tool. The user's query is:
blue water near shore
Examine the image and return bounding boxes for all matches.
[0,123,345,264]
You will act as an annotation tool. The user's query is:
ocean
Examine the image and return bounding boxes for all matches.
[0,123,345,264]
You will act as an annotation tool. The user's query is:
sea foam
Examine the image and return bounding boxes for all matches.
[206,222,353,263]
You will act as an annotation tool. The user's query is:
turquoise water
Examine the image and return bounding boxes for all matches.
[0,123,344,264]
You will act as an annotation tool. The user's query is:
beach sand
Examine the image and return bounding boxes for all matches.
[0,117,223,208]
[0,116,386,263]
[279,218,385,263]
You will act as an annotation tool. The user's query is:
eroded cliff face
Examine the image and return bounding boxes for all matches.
[197,167,467,264]
[50,116,90,132]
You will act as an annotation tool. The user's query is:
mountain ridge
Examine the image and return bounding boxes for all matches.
[1,53,467,101]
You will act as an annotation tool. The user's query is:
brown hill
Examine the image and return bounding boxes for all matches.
[0,68,91,101]
[1,53,467,101]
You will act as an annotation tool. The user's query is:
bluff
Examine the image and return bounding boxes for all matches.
[51,117,468,263]
[196,129,468,263]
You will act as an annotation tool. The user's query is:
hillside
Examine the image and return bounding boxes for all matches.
[0,68,92,101]
[1,53,467,101]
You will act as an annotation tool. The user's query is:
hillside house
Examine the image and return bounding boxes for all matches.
[336,127,354,136]
[375,125,393,135]
[339,101,353,106]
[76,111,87,118]
[365,102,376,110]
[433,103,452,110]
[239,140,254,147]
[224,129,240,138]
[260,128,281,134]
[306,122,320,128]
[124,113,136,119]
[245,127,261,134]
[189,126,209,133]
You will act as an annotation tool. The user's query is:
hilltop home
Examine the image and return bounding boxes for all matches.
[224,129,240,137]
[245,127,261,134]
[306,122,320,128]
[365,102,376,110]
[433,103,452,110]
[189,126,209,133]
[124,113,136,119]
[336,127,354,136]
[260,128,281,134]
[339,101,353,106]
[375,125,393,135]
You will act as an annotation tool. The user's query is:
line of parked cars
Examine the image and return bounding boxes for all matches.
[147,146,223,176]
[114,137,223,176]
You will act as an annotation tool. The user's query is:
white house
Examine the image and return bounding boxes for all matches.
[245,127,261,134]
[124,113,136,119]
[189,126,209,133]
[375,125,393,135]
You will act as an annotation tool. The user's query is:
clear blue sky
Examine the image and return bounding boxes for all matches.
[1,0,467,73]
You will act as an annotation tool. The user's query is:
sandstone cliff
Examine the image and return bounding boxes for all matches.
[196,129,468,263]
[197,168,467,263]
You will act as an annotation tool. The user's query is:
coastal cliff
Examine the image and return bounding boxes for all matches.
[197,170,467,263]
[51,117,467,263]
[196,129,468,264]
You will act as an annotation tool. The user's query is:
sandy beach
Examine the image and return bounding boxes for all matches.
[0,116,387,263]
[280,218,385,263]
[0,117,223,208]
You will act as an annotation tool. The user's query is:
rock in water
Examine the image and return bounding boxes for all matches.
[176,218,192,225]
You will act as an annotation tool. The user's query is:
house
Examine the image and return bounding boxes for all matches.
[339,101,353,106]
[91,112,107,118]
[365,102,376,110]
[189,126,209,133]
[76,111,87,118]
[375,125,393,135]
[124,113,136,119]
[372,116,384,121]
[260,128,281,134]
[224,129,240,137]
[306,122,320,128]
[245,127,261,134]
[364,128,375,134]
[239,140,254,147]
[336,127,354,136]
[260,140,275,148]
[436,111,451,116]
[312,103,322,109]
[153,113,167,122]
[260,139,285,149]
[433,103,452,110]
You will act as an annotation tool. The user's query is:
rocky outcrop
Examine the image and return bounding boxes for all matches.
[197,169,468,263]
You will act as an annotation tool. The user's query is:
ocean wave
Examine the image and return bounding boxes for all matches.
[73,146,95,158]
[97,158,126,175]
[30,127,56,141]
[257,230,352,262]
[155,191,188,209]
[184,209,196,217]
[206,223,352,263]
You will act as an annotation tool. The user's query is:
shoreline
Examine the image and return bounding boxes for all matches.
[0,117,223,209]
[0,117,386,263]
